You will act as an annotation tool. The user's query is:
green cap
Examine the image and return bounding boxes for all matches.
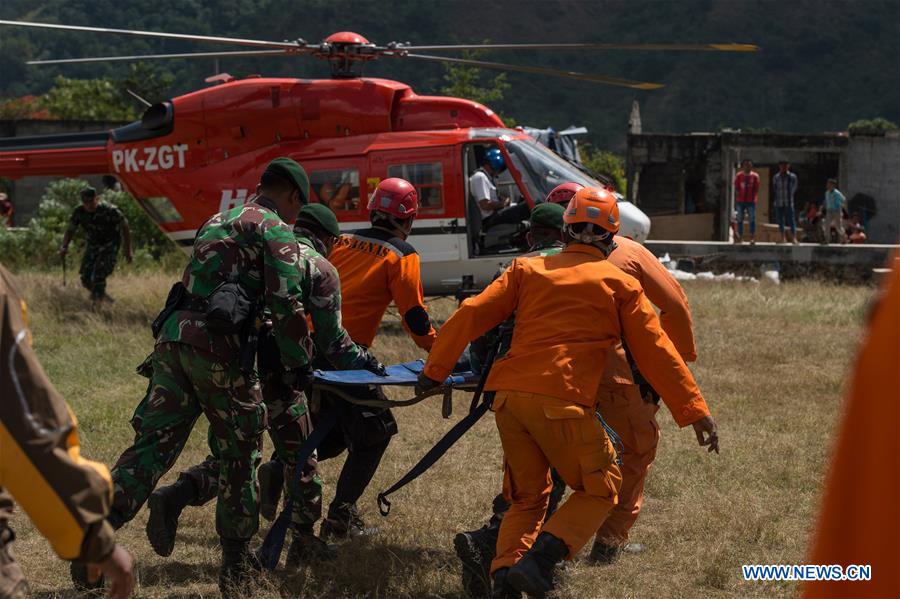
[297,203,341,237]
[530,202,565,229]
[263,157,310,203]
[80,186,97,200]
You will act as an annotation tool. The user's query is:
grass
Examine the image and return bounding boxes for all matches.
[7,265,874,598]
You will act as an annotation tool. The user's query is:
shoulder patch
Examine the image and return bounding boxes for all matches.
[344,228,418,258]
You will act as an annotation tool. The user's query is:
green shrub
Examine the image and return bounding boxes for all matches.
[847,117,898,136]
[0,178,179,270]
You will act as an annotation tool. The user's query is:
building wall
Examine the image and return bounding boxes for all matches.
[0,119,125,225]
[844,135,900,243]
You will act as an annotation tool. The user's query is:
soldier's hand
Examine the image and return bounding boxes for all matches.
[58,245,68,256]
[361,348,387,376]
[124,248,133,263]
[282,365,313,392]
[415,372,442,396]
[87,544,135,599]
[692,416,719,454]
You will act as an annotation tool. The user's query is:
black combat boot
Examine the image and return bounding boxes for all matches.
[257,459,284,522]
[146,477,198,557]
[218,538,261,599]
[587,539,621,565]
[454,522,500,597]
[320,502,375,541]
[70,561,103,593]
[492,567,522,599]
[71,511,126,591]
[506,532,569,598]
[284,527,337,569]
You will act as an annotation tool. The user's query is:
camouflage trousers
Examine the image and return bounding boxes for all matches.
[80,241,119,299]
[110,342,266,540]
[0,489,26,599]
[179,370,323,532]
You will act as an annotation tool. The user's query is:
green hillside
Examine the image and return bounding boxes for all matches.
[1,0,898,148]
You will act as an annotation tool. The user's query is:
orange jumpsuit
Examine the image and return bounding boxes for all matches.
[425,244,710,572]
[594,235,697,546]
[329,227,436,350]
[802,255,900,599]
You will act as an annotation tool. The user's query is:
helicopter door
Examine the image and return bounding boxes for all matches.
[464,142,530,257]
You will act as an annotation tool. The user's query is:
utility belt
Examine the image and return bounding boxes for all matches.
[152,280,260,372]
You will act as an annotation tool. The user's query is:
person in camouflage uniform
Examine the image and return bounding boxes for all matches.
[59,187,133,303]
[100,158,315,596]
[146,203,385,569]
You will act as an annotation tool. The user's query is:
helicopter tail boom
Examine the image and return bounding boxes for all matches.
[0,130,109,178]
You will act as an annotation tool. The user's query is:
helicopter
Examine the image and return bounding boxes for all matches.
[0,20,757,293]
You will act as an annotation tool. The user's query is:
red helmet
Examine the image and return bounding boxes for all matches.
[546,182,584,205]
[563,186,620,235]
[367,178,418,219]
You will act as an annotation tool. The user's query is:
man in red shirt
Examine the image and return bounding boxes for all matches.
[734,159,760,244]
[0,193,13,228]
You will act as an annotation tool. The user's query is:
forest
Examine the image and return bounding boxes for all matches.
[1,0,898,148]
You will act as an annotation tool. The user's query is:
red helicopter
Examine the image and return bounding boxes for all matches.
[0,20,757,292]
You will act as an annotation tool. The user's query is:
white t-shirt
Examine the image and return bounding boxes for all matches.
[469,169,498,219]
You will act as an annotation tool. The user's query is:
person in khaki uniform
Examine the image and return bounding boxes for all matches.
[0,264,134,599]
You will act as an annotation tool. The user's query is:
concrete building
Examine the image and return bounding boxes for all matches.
[626,130,899,243]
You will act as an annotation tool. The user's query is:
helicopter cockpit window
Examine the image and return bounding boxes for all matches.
[504,138,600,201]
[387,163,443,214]
[310,168,360,212]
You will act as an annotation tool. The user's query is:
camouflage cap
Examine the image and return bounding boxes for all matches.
[80,186,97,200]
[530,202,565,229]
[264,157,310,204]
[297,203,341,237]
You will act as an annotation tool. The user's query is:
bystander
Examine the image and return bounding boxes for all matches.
[772,160,798,244]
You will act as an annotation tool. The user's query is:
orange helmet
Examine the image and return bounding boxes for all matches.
[546,182,584,205]
[563,186,620,235]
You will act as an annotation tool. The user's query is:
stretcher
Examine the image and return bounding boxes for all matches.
[259,359,487,570]
[310,359,479,417]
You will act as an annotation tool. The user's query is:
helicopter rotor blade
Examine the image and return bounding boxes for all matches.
[0,19,302,50]
[399,42,759,52]
[26,49,299,65]
[402,53,664,90]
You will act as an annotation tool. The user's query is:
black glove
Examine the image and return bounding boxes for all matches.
[360,348,387,376]
[282,365,314,392]
[415,372,443,396]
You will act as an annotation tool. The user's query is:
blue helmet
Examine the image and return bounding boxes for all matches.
[485,148,506,172]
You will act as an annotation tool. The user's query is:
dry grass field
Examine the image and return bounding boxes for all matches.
[7,267,874,598]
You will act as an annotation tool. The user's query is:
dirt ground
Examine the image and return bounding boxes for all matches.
[7,269,873,598]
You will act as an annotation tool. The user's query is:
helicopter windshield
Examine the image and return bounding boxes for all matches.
[504,138,602,201]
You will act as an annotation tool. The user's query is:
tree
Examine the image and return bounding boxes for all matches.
[581,146,627,194]
[439,50,514,124]
[120,63,175,106]
[40,76,138,121]
[37,65,174,122]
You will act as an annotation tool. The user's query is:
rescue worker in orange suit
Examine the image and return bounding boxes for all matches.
[802,254,900,599]
[259,177,437,539]
[0,264,135,599]
[417,187,718,598]
[553,182,699,562]
[454,183,700,595]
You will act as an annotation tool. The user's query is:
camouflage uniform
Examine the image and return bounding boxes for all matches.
[176,228,372,534]
[109,200,313,541]
[66,203,124,300]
